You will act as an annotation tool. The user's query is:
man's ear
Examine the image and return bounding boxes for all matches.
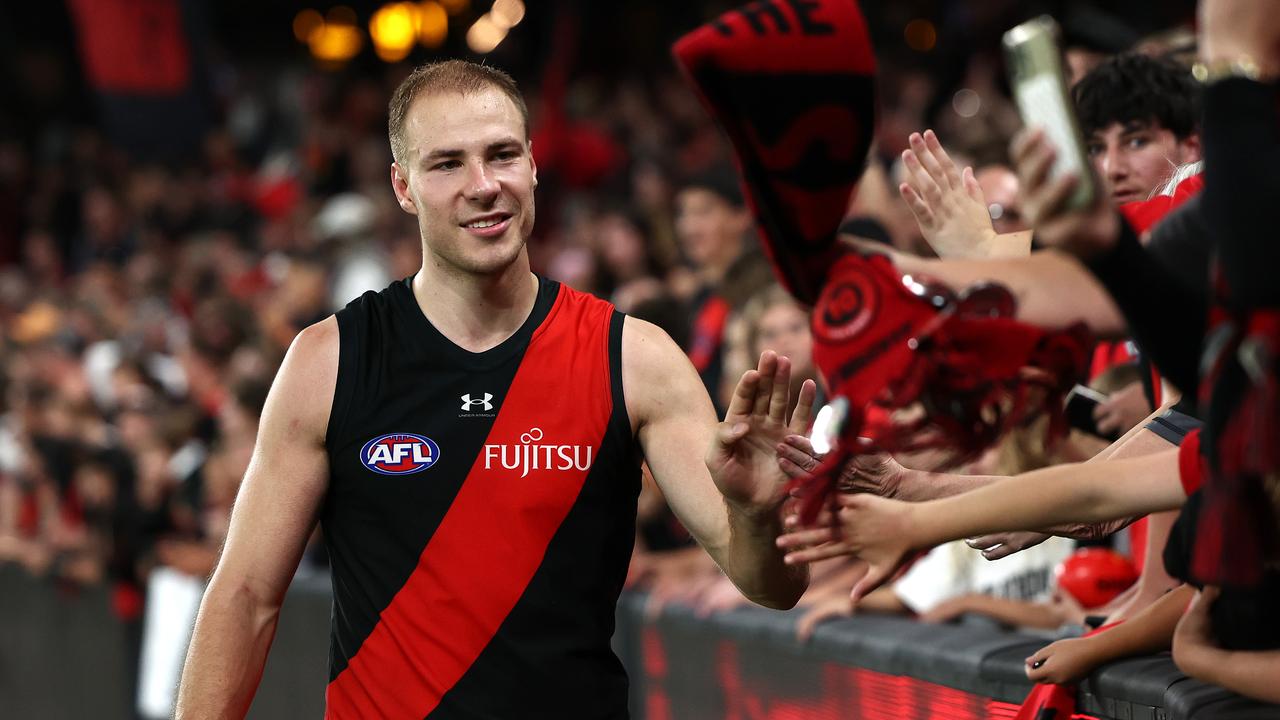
[528,140,538,190]
[1178,133,1202,164]
[390,162,418,215]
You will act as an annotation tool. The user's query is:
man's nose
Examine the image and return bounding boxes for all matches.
[464,162,501,202]
[1101,145,1127,182]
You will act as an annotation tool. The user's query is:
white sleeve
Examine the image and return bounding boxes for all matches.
[892,541,974,614]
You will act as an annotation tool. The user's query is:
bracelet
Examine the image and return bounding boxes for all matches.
[1191,56,1262,84]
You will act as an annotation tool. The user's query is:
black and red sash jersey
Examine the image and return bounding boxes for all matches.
[322,275,639,719]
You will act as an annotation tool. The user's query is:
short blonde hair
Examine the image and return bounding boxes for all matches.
[387,60,529,165]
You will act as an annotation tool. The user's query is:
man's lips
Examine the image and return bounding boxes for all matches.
[460,213,513,237]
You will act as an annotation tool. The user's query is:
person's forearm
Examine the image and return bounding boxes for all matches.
[953,595,1065,629]
[1178,646,1280,704]
[723,504,808,610]
[860,585,907,614]
[895,467,1001,502]
[175,580,282,719]
[910,450,1182,549]
[1090,585,1193,662]
[898,468,1133,540]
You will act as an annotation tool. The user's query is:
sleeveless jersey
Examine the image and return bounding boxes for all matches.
[322,275,639,719]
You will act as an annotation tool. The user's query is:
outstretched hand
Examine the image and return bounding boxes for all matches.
[1011,127,1120,259]
[707,350,818,515]
[898,130,999,258]
[776,493,918,601]
[776,435,907,499]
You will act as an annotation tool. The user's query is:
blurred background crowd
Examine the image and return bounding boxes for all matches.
[2,0,1237,716]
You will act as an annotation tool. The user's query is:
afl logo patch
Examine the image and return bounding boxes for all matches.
[812,275,878,343]
[359,433,441,475]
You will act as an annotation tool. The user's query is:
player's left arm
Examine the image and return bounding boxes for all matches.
[623,316,810,610]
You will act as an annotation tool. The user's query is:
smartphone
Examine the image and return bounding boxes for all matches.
[1064,384,1117,441]
[1003,16,1096,211]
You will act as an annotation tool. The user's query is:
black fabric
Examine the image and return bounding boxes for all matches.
[1201,78,1280,309]
[323,276,558,680]
[323,275,640,718]
[1163,490,1280,650]
[436,311,640,720]
[1086,217,1207,400]
[1144,407,1204,446]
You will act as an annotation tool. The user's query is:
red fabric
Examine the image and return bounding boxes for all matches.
[672,0,877,305]
[794,252,1092,522]
[1192,308,1280,586]
[66,0,191,93]
[688,295,730,372]
[1088,340,1136,381]
[324,286,614,719]
[1129,516,1148,574]
[1117,174,1204,235]
[1179,428,1204,496]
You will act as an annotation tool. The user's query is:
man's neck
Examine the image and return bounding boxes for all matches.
[412,255,539,353]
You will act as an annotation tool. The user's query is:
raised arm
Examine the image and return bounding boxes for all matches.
[778,443,1186,600]
[174,318,336,719]
[624,316,811,609]
[898,130,1032,259]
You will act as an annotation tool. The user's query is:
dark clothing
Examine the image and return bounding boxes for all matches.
[1164,490,1280,651]
[323,276,639,719]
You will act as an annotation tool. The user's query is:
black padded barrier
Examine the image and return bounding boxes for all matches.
[1,566,1276,719]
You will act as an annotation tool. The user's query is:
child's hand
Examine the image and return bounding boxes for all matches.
[1025,636,1103,684]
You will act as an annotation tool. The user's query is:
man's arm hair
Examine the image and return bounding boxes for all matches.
[174,318,337,719]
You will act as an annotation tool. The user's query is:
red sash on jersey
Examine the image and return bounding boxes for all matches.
[325,286,614,719]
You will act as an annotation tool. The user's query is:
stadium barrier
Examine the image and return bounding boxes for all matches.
[1,565,1275,718]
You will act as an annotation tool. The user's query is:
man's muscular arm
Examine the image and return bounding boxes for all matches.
[624,317,808,610]
[175,318,336,719]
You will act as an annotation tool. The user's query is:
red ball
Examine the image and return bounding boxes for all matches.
[1055,548,1138,609]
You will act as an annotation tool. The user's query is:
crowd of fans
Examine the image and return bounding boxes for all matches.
[3,0,1277,716]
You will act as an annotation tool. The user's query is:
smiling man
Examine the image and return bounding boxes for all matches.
[1073,53,1202,205]
[173,60,810,720]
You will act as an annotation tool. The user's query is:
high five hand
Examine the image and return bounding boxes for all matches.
[707,350,818,515]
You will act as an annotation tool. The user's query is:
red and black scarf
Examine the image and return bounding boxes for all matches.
[673,0,1092,522]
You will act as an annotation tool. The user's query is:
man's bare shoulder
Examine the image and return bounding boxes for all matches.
[264,316,340,445]
[621,315,714,425]
[621,314,686,377]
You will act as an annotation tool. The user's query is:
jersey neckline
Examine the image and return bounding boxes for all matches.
[391,273,561,369]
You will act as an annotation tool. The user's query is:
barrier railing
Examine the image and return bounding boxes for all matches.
[1,565,1275,718]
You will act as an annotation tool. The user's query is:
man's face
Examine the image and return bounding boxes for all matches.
[1086,121,1201,205]
[391,88,537,276]
[674,188,748,270]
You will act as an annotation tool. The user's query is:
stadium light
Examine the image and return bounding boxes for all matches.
[466,13,507,53]
[490,0,525,29]
[417,1,449,48]
[439,0,470,15]
[371,3,418,62]
[306,7,363,65]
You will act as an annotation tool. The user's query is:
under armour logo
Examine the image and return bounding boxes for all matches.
[461,393,494,411]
